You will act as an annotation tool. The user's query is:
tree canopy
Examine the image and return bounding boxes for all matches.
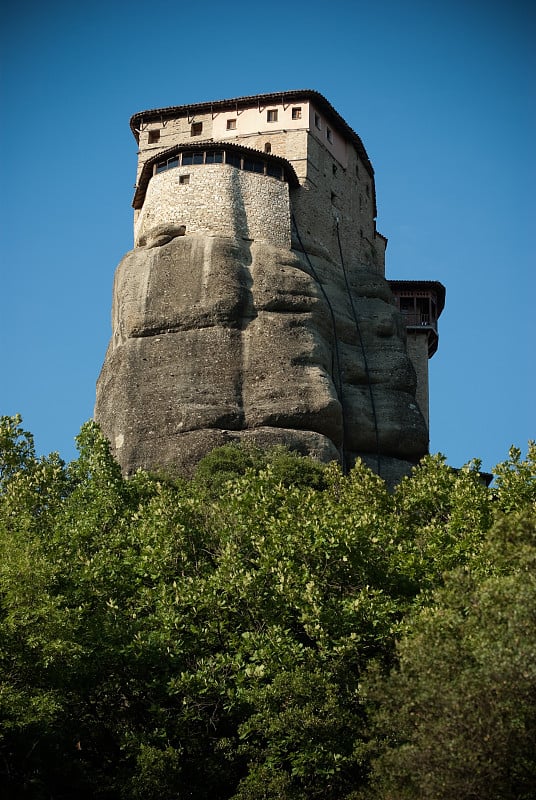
[0,416,534,799]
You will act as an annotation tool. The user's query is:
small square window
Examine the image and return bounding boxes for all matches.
[326,127,333,143]
[148,129,160,144]
[292,107,302,120]
[191,122,203,136]
[267,109,278,122]
[226,119,236,130]
[314,113,321,129]
[179,174,190,185]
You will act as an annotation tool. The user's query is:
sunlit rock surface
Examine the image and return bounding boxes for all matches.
[95,232,427,484]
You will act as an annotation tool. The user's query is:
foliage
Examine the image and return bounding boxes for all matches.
[0,418,534,799]
[362,511,536,800]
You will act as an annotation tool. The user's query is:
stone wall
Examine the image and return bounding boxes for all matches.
[134,105,385,275]
[134,164,291,249]
[290,134,385,274]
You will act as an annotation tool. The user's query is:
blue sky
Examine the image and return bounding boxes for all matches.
[1,0,534,475]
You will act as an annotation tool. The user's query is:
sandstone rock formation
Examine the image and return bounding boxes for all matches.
[95,229,428,484]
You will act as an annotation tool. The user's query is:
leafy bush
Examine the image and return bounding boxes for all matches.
[0,415,534,799]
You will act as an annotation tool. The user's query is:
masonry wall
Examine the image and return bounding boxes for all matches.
[134,163,291,248]
[290,134,385,274]
[134,101,386,272]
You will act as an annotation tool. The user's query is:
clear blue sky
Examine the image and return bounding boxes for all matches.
[1,0,534,475]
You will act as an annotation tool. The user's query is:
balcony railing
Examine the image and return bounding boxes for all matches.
[400,312,438,332]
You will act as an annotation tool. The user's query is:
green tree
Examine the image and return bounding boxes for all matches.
[362,511,536,799]
[1,417,534,799]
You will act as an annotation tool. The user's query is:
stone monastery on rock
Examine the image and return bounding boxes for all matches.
[95,90,445,484]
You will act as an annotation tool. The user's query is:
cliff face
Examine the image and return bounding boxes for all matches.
[95,230,428,483]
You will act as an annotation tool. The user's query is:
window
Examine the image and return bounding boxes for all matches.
[264,142,271,153]
[267,109,278,122]
[155,156,178,173]
[244,158,264,174]
[226,152,242,168]
[152,148,285,183]
[365,183,370,197]
[314,112,321,129]
[332,164,337,175]
[148,129,160,144]
[205,150,223,164]
[326,127,333,143]
[267,163,283,179]
[226,119,236,130]
[191,122,203,136]
[292,107,302,120]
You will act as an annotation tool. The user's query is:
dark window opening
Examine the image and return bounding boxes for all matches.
[267,109,278,122]
[332,164,337,175]
[226,152,242,168]
[244,158,264,174]
[226,119,236,130]
[152,148,285,182]
[315,112,321,129]
[267,163,283,179]
[366,183,370,197]
[191,122,203,136]
[148,129,160,144]
[292,107,302,120]
[264,142,271,153]
[179,174,190,185]
[326,127,333,143]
